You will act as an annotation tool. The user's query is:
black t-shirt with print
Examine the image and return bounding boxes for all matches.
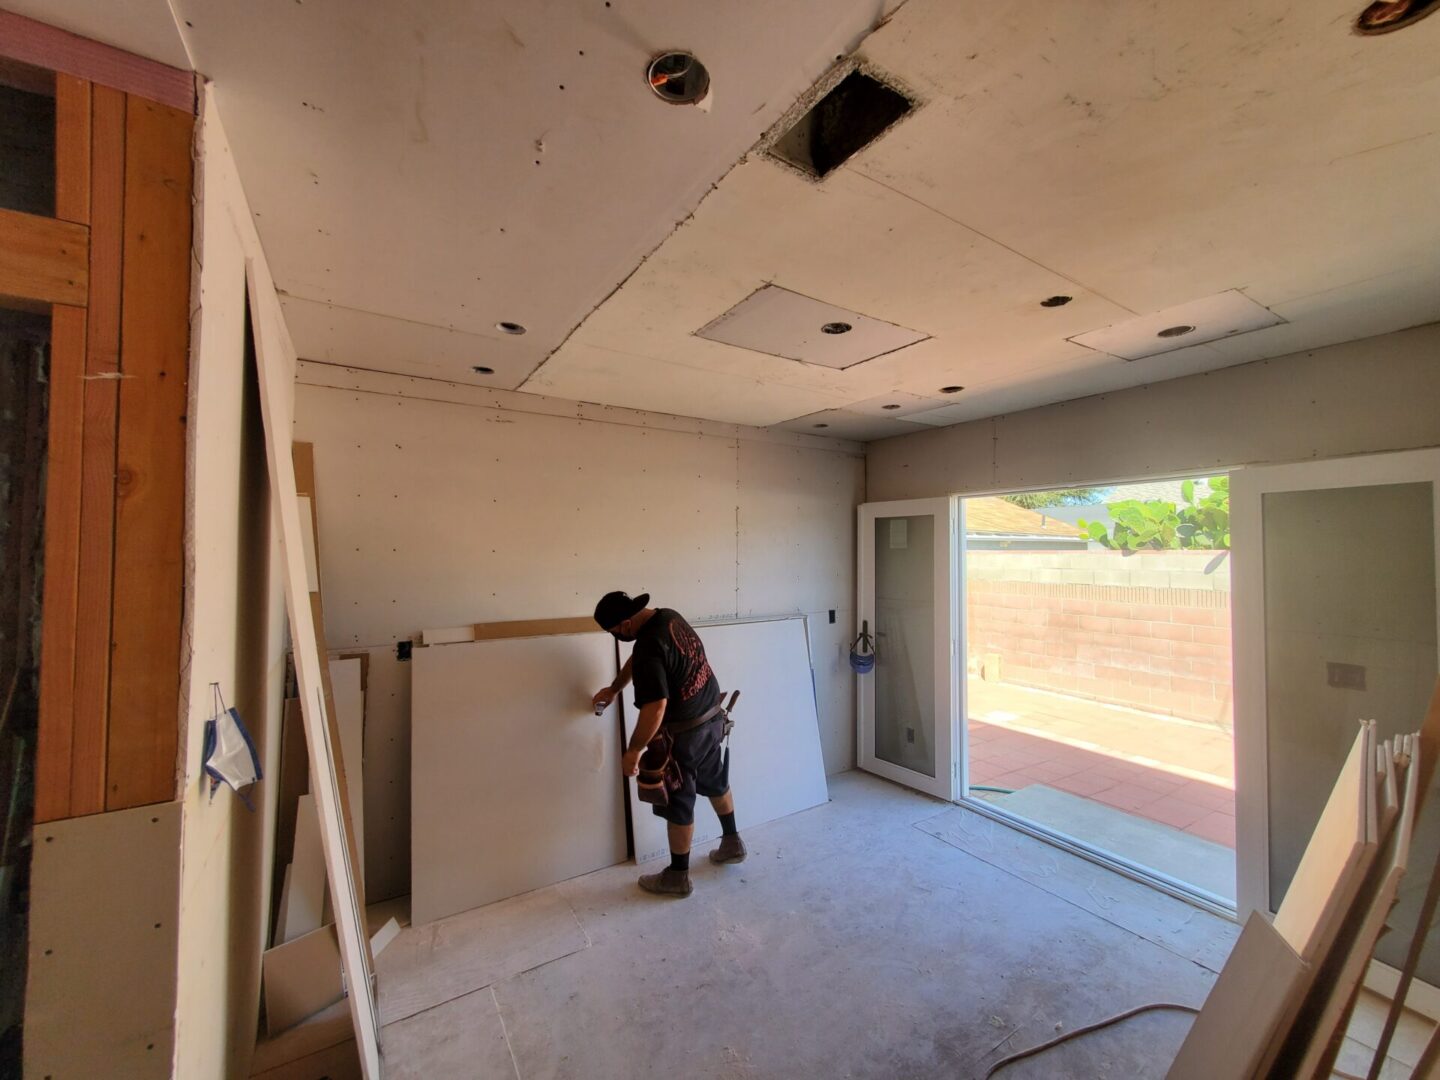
[631,609,720,724]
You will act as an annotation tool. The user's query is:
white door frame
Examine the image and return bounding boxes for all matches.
[856,497,960,801]
[1231,447,1440,923]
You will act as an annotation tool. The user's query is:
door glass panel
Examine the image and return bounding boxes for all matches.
[873,515,936,777]
[1263,482,1438,978]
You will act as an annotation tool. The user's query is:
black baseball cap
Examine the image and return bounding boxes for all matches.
[594,591,650,630]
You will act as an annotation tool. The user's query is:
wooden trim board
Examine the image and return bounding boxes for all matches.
[0,207,88,309]
[420,616,600,645]
[623,616,830,863]
[410,633,627,924]
[0,9,195,112]
[248,262,379,1076]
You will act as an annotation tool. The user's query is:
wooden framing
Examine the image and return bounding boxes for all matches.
[107,94,192,809]
[68,83,125,816]
[33,305,86,822]
[0,209,88,309]
[22,62,194,821]
[0,9,194,113]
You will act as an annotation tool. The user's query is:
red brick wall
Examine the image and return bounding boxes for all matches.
[967,578,1232,724]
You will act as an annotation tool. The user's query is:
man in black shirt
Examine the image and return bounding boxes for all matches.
[592,591,746,897]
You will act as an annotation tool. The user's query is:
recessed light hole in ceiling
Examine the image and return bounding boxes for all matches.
[496,321,527,335]
[1040,295,1073,308]
[940,385,963,394]
[1157,325,1196,338]
[1354,0,1440,33]
[647,52,710,105]
[821,321,852,335]
[812,423,830,428]
[880,404,902,410]
[768,69,914,179]
[472,365,494,374]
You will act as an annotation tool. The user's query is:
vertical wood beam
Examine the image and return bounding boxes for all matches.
[34,305,86,823]
[53,75,91,225]
[106,95,192,810]
[68,85,125,815]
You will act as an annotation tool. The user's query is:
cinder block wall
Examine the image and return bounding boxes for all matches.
[966,551,1232,725]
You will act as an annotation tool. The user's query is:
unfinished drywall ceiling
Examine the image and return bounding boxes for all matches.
[164,0,906,395]
[530,0,1440,433]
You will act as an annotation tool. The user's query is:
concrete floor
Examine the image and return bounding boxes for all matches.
[379,771,1241,1079]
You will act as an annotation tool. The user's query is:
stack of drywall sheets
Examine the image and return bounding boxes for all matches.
[1168,681,1440,1079]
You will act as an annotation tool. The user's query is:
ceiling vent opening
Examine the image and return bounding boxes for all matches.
[768,69,914,179]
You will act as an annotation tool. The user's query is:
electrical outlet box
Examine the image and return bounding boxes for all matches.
[906,726,915,744]
[1327,661,1366,690]
[828,609,836,624]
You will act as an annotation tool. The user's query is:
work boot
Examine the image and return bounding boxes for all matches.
[638,868,693,897]
[709,834,747,864]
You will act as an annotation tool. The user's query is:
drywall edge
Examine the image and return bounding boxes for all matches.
[295,360,865,458]
[866,321,1440,500]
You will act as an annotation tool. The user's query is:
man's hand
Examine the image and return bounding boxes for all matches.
[592,686,618,712]
[621,747,643,778]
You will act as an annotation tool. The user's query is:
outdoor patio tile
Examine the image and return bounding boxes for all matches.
[1049,773,1117,798]
[1091,782,1167,812]
[1186,811,1236,847]
[1173,781,1236,812]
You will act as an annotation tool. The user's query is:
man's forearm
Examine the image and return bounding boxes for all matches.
[611,657,634,692]
[628,700,666,753]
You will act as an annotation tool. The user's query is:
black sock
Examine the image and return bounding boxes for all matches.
[719,812,738,837]
[669,851,690,873]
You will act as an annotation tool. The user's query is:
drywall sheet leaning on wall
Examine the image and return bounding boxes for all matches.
[411,633,627,924]
[246,262,380,1077]
[625,617,830,863]
[25,801,182,1079]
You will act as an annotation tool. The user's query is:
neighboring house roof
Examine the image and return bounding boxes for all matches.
[965,497,1083,539]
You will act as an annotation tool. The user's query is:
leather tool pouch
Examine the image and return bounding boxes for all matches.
[636,730,683,807]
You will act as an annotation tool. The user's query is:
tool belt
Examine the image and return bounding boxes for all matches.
[635,691,739,808]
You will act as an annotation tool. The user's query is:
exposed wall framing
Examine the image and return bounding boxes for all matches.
[2,56,196,823]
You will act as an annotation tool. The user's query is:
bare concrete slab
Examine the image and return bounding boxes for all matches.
[487,772,1225,1079]
[917,803,1239,973]
[377,885,588,1025]
[380,987,516,1079]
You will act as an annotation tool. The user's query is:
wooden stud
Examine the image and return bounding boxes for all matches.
[470,616,599,641]
[33,305,86,823]
[106,95,193,810]
[68,84,126,816]
[54,75,91,226]
[0,209,88,309]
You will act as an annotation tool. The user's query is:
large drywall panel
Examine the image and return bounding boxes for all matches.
[172,89,290,1080]
[169,0,903,390]
[624,617,830,862]
[340,645,411,903]
[410,635,628,923]
[26,801,183,1079]
[867,323,1440,501]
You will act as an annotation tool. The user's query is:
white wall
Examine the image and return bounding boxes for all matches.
[867,322,1440,500]
[293,365,865,901]
[172,89,291,1080]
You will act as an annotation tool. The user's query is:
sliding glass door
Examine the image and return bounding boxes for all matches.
[856,499,959,801]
